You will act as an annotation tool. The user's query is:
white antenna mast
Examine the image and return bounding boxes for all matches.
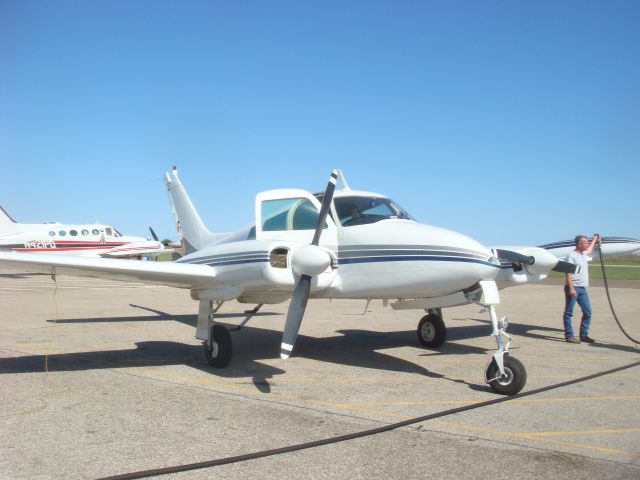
[336,169,351,191]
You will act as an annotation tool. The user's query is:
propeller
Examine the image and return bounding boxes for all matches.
[495,249,535,267]
[280,170,338,359]
[551,260,580,274]
[495,248,580,275]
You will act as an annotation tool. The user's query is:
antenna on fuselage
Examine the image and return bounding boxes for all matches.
[336,169,351,191]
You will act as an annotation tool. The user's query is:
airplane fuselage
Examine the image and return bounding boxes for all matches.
[178,219,500,303]
[0,222,158,257]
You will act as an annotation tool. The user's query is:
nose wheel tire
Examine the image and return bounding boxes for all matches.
[204,324,232,367]
[486,356,527,395]
[417,313,446,348]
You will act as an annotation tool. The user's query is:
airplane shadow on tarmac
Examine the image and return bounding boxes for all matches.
[3,305,605,393]
[463,317,640,355]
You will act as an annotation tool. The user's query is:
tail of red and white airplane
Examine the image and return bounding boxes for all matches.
[164,167,221,254]
[0,206,17,225]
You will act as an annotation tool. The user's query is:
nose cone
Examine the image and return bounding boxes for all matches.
[389,221,493,256]
[347,219,497,268]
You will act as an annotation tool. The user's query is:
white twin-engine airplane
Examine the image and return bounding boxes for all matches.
[1,169,638,395]
[0,206,168,259]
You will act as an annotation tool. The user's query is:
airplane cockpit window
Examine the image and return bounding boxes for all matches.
[113,228,122,237]
[333,196,414,227]
[105,227,113,236]
[261,198,326,232]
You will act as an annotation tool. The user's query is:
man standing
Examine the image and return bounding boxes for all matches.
[563,234,600,343]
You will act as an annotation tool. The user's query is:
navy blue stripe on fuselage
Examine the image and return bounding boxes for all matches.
[178,250,270,268]
[338,249,488,261]
[338,255,499,268]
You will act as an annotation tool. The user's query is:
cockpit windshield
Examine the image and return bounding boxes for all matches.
[316,194,414,227]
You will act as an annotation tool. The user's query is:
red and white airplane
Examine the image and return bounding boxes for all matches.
[0,205,169,259]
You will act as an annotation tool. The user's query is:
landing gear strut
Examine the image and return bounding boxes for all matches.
[483,305,527,395]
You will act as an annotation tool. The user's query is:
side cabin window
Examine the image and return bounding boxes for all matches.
[261,198,325,232]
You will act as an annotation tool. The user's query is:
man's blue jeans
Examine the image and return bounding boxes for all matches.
[563,285,592,339]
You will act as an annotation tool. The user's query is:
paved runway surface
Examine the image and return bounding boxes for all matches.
[1,273,639,479]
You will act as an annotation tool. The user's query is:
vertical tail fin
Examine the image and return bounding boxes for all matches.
[0,206,17,225]
[164,167,217,254]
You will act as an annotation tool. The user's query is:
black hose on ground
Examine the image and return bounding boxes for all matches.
[97,360,640,480]
[96,242,639,480]
[597,241,640,345]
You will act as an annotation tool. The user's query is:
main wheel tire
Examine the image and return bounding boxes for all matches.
[204,324,232,367]
[487,356,527,395]
[417,314,446,348]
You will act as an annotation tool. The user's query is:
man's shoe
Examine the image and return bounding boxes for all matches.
[580,336,596,343]
[566,337,581,344]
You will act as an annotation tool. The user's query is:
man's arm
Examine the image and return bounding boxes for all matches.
[565,272,576,296]
[586,233,601,255]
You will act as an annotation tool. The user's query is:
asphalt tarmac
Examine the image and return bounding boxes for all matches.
[1,273,639,479]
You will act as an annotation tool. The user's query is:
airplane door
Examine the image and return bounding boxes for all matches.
[254,189,338,249]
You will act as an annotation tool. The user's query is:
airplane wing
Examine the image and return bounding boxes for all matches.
[0,251,215,289]
[98,240,173,259]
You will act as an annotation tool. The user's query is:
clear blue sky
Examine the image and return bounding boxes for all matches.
[1,1,638,246]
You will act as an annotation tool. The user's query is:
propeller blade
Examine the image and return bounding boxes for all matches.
[149,227,159,241]
[280,169,338,359]
[495,249,535,266]
[311,170,338,246]
[281,275,311,359]
[552,260,581,274]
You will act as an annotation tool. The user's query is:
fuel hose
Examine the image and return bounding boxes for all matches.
[598,241,640,345]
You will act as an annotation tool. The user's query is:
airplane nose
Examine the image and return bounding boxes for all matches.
[407,223,499,281]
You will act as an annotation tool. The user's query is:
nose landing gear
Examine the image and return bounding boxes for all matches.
[484,305,527,395]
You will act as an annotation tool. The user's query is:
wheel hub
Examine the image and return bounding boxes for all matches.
[420,323,435,342]
[209,340,219,358]
[496,367,513,386]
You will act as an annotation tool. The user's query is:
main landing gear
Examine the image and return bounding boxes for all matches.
[197,300,263,368]
[204,324,232,367]
[417,308,446,348]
